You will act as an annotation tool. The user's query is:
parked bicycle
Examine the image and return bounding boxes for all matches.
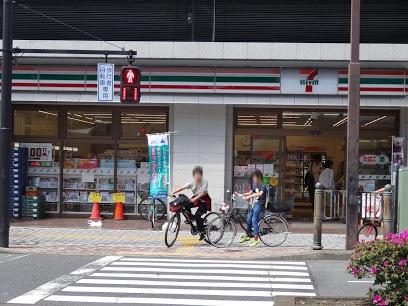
[165,194,219,247]
[358,192,382,243]
[206,192,289,248]
[138,191,166,228]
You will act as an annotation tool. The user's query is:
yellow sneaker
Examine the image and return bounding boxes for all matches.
[249,238,261,247]
[239,235,251,243]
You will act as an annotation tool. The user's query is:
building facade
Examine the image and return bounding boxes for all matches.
[6,1,408,218]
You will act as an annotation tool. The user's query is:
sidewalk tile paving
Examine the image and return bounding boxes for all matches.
[4,226,346,258]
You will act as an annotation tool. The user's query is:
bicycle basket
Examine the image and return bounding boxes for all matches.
[169,194,190,212]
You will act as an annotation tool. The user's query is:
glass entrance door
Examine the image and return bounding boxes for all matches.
[233,134,284,204]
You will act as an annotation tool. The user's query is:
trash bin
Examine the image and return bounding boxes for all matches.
[397,168,408,231]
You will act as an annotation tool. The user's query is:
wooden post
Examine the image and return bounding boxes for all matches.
[313,183,324,250]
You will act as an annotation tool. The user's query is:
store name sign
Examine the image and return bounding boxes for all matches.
[97,63,114,102]
[281,68,337,95]
[359,154,390,166]
[19,143,53,162]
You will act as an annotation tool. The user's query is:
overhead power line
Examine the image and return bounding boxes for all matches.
[12,1,126,51]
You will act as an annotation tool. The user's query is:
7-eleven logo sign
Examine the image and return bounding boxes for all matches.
[299,69,319,93]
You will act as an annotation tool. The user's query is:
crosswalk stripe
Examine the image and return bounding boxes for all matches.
[7,256,122,304]
[101,266,310,277]
[64,285,279,297]
[91,272,312,283]
[119,257,306,266]
[111,261,308,271]
[272,291,317,297]
[77,278,315,290]
[45,295,275,306]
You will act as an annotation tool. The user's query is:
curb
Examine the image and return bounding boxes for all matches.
[274,297,369,306]
[261,249,353,261]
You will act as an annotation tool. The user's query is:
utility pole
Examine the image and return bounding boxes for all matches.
[346,0,361,250]
[0,0,13,248]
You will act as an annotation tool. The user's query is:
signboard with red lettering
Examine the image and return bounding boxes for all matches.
[120,66,141,103]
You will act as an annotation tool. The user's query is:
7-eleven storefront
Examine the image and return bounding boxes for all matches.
[11,65,406,218]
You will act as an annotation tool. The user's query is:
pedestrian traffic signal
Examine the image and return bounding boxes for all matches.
[120,66,141,103]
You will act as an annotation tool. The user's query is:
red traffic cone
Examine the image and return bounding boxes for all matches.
[89,202,102,220]
[114,202,125,220]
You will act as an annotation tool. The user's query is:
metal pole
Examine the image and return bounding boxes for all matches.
[382,184,393,237]
[313,183,324,250]
[346,0,361,250]
[0,0,13,248]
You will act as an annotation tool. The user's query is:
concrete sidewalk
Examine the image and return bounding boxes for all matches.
[2,225,349,260]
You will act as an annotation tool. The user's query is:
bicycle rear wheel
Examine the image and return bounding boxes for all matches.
[165,213,180,247]
[358,223,378,243]
[206,216,237,248]
[258,215,288,247]
[139,198,166,221]
[203,212,221,244]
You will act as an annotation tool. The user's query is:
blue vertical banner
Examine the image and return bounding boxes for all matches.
[147,133,169,197]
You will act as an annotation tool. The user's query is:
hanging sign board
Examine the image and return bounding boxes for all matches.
[147,133,169,197]
[88,192,102,203]
[112,192,126,203]
[392,137,405,166]
[20,143,53,162]
[97,63,115,101]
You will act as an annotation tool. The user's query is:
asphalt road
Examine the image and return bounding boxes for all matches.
[0,253,372,305]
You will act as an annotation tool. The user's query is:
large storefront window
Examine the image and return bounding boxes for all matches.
[62,143,115,214]
[14,110,59,137]
[12,106,168,217]
[234,108,398,220]
[67,111,113,138]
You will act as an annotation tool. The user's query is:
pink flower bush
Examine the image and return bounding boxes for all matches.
[348,229,408,305]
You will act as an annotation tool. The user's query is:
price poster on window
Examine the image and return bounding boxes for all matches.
[20,143,53,162]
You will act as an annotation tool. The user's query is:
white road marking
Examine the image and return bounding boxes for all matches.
[7,256,122,304]
[347,280,374,283]
[63,285,275,297]
[119,257,306,266]
[0,254,28,264]
[45,295,275,306]
[101,266,310,277]
[111,261,308,270]
[272,291,317,297]
[91,272,312,283]
[77,278,314,290]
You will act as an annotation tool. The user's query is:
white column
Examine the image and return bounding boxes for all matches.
[171,104,227,209]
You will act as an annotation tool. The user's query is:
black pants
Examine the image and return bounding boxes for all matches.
[185,201,207,232]
[308,187,315,212]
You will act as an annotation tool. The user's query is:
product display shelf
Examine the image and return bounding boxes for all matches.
[117,168,138,214]
[286,151,326,200]
[62,168,115,204]
[27,166,60,212]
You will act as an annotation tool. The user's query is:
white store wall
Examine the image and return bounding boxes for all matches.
[170,104,228,208]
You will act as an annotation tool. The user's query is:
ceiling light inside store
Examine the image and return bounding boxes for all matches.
[38,110,57,116]
[363,116,387,127]
[333,116,348,127]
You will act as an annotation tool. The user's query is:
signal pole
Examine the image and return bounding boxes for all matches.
[346,0,361,250]
[0,0,13,248]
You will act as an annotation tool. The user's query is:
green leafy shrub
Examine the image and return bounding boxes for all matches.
[348,230,408,306]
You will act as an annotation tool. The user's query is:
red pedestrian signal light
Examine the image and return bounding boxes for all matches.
[120,66,141,103]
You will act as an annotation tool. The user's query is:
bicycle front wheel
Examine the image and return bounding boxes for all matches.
[165,213,181,247]
[358,223,378,243]
[258,215,288,247]
[207,216,237,248]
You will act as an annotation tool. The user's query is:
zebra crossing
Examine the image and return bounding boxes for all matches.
[9,256,316,305]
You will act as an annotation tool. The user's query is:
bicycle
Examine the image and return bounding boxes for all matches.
[358,192,382,243]
[206,192,289,248]
[138,191,166,228]
[165,194,220,247]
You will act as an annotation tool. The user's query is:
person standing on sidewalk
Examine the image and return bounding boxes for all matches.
[239,170,268,247]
